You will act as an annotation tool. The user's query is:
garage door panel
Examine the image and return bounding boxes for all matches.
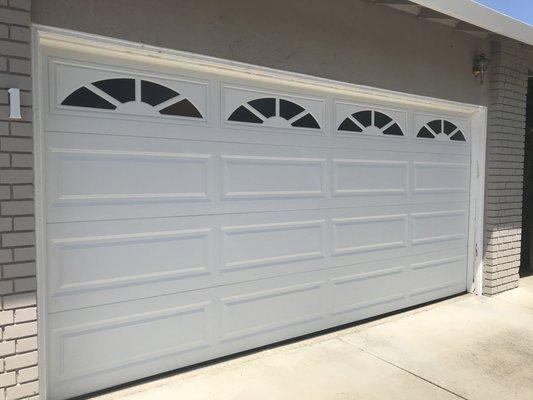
[45,132,470,223]
[333,159,408,196]
[46,148,212,206]
[220,281,325,342]
[413,161,470,194]
[50,301,211,382]
[48,216,466,312]
[48,57,210,123]
[47,204,467,312]
[47,227,213,297]
[221,220,326,271]
[48,244,466,398]
[331,214,407,256]
[330,265,408,317]
[46,115,471,162]
[410,255,467,295]
[221,155,326,199]
[412,210,469,245]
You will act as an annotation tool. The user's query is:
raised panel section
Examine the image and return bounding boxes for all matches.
[47,148,211,205]
[333,159,408,196]
[414,162,469,193]
[412,210,468,245]
[49,228,212,295]
[222,155,326,199]
[331,267,406,315]
[411,255,466,296]
[332,215,407,255]
[221,220,325,271]
[53,302,210,380]
[220,282,323,341]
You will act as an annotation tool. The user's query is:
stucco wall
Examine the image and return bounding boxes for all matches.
[32,0,490,106]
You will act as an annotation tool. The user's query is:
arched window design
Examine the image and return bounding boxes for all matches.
[228,97,321,129]
[338,110,404,136]
[417,119,466,142]
[61,78,203,118]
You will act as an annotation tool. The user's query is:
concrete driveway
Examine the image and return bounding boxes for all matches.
[92,277,533,400]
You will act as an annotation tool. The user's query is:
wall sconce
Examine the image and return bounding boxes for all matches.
[473,53,490,84]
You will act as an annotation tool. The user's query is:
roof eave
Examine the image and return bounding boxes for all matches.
[410,0,533,46]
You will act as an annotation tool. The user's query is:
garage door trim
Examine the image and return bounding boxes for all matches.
[32,24,487,399]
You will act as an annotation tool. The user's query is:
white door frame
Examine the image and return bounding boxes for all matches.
[31,24,486,399]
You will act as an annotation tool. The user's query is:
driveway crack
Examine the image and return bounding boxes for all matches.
[337,337,470,400]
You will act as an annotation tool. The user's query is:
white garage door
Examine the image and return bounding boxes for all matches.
[39,40,473,399]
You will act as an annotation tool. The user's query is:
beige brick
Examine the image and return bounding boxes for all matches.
[13,247,34,262]
[0,311,13,326]
[0,372,15,388]
[9,122,32,137]
[1,200,33,216]
[15,336,36,353]
[2,292,35,310]
[0,342,15,358]
[5,379,38,399]
[1,231,34,247]
[0,280,13,295]
[3,262,35,278]
[0,137,32,153]
[14,307,35,323]
[16,365,37,383]
[4,351,37,371]
[12,186,33,200]
[3,321,37,340]
[9,26,30,42]
[0,170,33,184]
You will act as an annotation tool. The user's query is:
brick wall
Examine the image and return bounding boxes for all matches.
[484,40,529,295]
[0,0,38,399]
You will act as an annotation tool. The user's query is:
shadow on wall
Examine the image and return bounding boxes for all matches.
[520,77,533,277]
[31,0,489,104]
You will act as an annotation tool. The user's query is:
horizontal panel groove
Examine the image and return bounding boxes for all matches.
[222,251,323,271]
[331,266,405,285]
[332,293,405,316]
[44,129,471,157]
[48,147,212,159]
[221,220,325,234]
[411,255,466,270]
[410,280,465,296]
[221,281,322,306]
[45,200,472,224]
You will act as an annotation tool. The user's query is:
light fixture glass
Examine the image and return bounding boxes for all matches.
[473,53,490,84]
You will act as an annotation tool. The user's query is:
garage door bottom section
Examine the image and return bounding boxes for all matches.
[48,246,465,399]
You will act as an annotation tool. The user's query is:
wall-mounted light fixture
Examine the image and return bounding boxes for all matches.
[7,88,22,120]
[473,53,490,84]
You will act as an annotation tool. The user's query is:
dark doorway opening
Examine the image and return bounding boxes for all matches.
[520,76,533,277]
